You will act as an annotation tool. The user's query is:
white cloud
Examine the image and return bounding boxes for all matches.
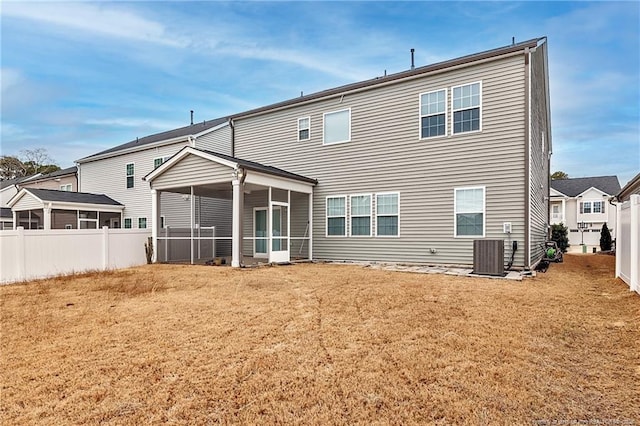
[1,2,187,47]
[84,117,185,131]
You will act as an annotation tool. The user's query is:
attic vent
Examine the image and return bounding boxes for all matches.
[473,239,505,276]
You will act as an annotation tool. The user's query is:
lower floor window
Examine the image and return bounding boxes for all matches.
[124,218,132,229]
[138,217,147,229]
[326,196,346,236]
[455,187,485,237]
[376,193,399,236]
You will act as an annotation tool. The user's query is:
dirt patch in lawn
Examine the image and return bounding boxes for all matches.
[1,255,638,424]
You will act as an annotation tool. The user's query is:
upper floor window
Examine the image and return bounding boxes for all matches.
[593,201,605,213]
[60,184,72,191]
[376,193,399,236]
[138,217,147,229]
[323,108,351,145]
[420,89,446,138]
[153,156,170,169]
[454,186,485,237]
[298,117,310,141]
[580,201,591,214]
[452,82,481,134]
[126,163,134,188]
[581,201,605,214]
[326,196,346,236]
[350,194,372,236]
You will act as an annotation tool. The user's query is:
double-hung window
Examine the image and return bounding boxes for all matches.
[454,187,485,237]
[323,109,351,144]
[126,163,135,188]
[124,218,132,229]
[452,82,481,134]
[153,156,170,169]
[420,89,446,138]
[376,193,399,236]
[350,195,372,236]
[138,217,147,229]
[298,117,310,141]
[326,196,346,236]
[60,184,72,191]
[580,202,592,214]
[593,201,604,214]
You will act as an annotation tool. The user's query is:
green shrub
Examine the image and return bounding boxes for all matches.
[551,223,570,253]
[600,223,612,251]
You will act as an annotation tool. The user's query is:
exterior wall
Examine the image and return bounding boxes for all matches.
[557,192,617,250]
[0,227,151,283]
[194,124,232,155]
[20,174,77,192]
[235,54,529,267]
[11,193,42,211]
[79,141,190,229]
[528,43,551,265]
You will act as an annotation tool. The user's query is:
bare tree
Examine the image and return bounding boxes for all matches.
[20,148,56,174]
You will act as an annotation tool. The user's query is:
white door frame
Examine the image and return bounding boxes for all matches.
[269,201,290,263]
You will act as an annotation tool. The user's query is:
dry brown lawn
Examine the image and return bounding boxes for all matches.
[1,255,638,425]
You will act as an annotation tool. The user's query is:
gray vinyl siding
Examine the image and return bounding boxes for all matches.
[152,154,233,190]
[235,54,529,267]
[194,125,232,155]
[79,141,189,229]
[529,44,551,265]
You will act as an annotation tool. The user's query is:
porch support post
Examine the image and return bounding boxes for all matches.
[561,198,566,223]
[267,186,272,262]
[308,192,313,260]
[231,174,242,267]
[151,189,159,263]
[190,186,195,265]
[44,204,51,230]
[13,210,17,230]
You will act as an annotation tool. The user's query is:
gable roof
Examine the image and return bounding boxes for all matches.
[77,117,228,163]
[9,188,123,207]
[231,37,544,120]
[144,146,317,185]
[0,175,34,190]
[550,176,621,197]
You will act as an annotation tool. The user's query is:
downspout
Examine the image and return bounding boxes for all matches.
[76,163,81,192]
[524,46,531,269]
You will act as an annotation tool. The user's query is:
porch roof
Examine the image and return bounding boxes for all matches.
[8,188,124,211]
[144,146,317,186]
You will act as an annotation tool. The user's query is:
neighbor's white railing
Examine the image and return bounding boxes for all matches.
[616,194,639,294]
[0,226,151,284]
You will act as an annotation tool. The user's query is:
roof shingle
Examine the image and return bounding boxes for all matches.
[551,176,621,197]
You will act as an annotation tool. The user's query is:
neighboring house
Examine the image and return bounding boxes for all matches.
[18,166,78,192]
[7,188,123,229]
[146,37,552,269]
[76,118,230,231]
[1,176,31,208]
[550,176,621,249]
[617,172,640,202]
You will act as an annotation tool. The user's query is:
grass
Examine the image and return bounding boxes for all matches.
[1,255,638,425]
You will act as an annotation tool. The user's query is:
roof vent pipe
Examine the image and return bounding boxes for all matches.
[512,36,515,45]
[190,110,194,125]
[410,48,415,70]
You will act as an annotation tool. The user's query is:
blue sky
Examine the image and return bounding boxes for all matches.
[1,1,639,185]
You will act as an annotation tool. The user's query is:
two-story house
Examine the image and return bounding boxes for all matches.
[550,176,621,250]
[145,37,551,269]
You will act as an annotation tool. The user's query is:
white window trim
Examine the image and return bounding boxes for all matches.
[451,81,482,135]
[454,186,486,238]
[153,156,171,169]
[297,116,311,141]
[323,108,351,145]
[375,192,400,238]
[138,217,147,229]
[126,162,135,189]
[124,217,132,229]
[418,88,447,140]
[60,183,72,191]
[349,193,373,237]
[325,195,347,237]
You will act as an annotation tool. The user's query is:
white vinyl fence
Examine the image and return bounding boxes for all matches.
[0,227,152,284]
[616,194,639,294]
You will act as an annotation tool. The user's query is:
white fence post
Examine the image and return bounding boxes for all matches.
[616,199,622,278]
[630,195,639,293]
[103,226,109,271]
[17,226,25,281]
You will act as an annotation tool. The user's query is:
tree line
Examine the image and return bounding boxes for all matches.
[0,148,61,180]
